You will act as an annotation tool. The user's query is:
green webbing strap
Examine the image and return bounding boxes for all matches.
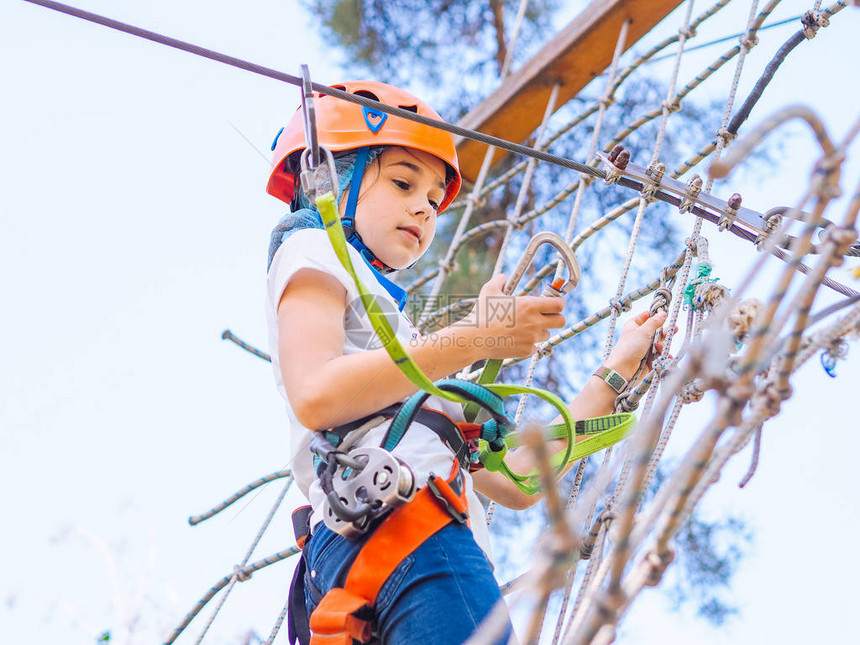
[484,413,636,495]
[463,358,503,422]
[478,384,635,495]
[384,378,508,452]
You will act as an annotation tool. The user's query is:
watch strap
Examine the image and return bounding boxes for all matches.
[593,366,628,393]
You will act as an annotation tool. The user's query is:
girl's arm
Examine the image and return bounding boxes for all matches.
[471,310,667,509]
[279,271,565,430]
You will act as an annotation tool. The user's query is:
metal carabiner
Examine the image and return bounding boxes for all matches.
[300,63,320,169]
[299,145,338,201]
[503,231,581,297]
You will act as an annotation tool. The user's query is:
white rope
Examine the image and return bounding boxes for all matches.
[193,478,292,644]
[493,84,562,277]
[500,0,531,79]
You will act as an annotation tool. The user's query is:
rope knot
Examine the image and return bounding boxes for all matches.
[679,26,696,40]
[753,381,792,419]
[661,97,682,114]
[614,391,640,412]
[801,10,820,38]
[823,225,858,257]
[644,546,676,587]
[716,128,737,145]
[739,33,759,51]
[536,343,554,359]
[682,263,719,308]
[233,565,252,582]
[680,380,705,404]
[660,265,676,285]
[727,298,760,346]
[811,153,846,201]
[820,337,849,377]
[598,95,616,109]
[692,282,729,312]
[609,296,632,314]
[650,287,672,314]
[439,258,458,274]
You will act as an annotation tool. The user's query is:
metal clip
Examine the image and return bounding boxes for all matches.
[426,472,468,524]
[504,232,581,296]
[298,64,326,197]
[299,145,339,201]
[640,161,665,201]
[300,64,320,169]
[600,145,630,185]
[718,193,742,231]
[679,174,703,214]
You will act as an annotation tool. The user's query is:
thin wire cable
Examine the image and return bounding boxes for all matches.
[21,0,605,182]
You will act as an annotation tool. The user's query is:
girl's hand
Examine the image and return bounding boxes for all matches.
[606,310,668,379]
[462,274,566,360]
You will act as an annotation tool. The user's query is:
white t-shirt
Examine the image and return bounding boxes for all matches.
[266,228,492,557]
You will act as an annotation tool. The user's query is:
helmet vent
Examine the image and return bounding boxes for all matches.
[398,105,418,113]
[353,90,381,103]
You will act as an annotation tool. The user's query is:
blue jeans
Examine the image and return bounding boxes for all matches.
[304,521,513,644]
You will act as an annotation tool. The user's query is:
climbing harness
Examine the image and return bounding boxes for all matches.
[288,461,468,645]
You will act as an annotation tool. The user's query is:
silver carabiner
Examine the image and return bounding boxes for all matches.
[300,64,320,169]
[299,145,338,200]
[504,231,581,297]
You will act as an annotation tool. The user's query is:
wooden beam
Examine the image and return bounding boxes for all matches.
[456,0,685,183]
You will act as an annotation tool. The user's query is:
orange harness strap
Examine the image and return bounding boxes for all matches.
[309,463,468,645]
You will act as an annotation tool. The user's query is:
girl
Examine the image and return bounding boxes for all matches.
[265,81,665,644]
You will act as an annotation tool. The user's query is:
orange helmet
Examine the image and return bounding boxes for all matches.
[267,81,462,212]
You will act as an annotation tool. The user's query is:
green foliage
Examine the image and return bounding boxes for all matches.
[668,515,752,625]
[301,0,563,110]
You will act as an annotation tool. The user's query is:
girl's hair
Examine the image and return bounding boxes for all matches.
[293,147,386,212]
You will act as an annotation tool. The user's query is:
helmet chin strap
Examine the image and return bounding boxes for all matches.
[340,147,391,274]
[341,146,411,312]
[340,147,419,275]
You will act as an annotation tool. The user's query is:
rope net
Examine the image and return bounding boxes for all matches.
[139,0,858,642]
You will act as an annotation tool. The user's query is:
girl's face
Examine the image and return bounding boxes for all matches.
[343,147,447,269]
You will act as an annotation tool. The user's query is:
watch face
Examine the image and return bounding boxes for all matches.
[607,372,627,392]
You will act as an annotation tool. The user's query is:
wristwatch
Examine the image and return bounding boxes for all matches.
[593,365,628,393]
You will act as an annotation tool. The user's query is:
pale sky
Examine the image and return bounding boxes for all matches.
[2,1,858,643]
